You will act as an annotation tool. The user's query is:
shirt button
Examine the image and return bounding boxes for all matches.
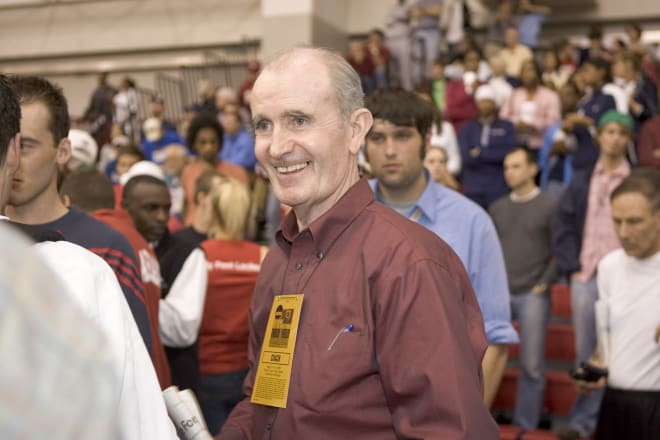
[295,262,303,270]
[317,251,324,260]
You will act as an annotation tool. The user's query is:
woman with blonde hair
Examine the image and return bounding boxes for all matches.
[197,177,268,435]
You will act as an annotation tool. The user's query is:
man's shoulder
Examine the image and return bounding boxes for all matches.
[60,208,137,260]
[598,248,626,274]
[363,199,459,266]
[430,183,492,226]
[488,194,511,215]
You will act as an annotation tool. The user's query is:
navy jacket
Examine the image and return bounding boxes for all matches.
[553,166,595,276]
[572,90,616,171]
[459,118,516,199]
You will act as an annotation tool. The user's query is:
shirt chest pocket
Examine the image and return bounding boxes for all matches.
[292,322,373,406]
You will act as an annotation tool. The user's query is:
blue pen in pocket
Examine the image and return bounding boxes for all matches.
[327,324,354,351]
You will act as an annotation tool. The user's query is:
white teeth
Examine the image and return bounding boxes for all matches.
[276,162,308,174]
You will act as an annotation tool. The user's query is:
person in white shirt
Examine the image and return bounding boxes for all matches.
[0,73,177,439]
[571,168,660,440]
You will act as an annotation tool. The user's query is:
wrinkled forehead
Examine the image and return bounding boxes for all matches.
[253,55,333,104]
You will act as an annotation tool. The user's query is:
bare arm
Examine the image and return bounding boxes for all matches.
[482,344,508,407]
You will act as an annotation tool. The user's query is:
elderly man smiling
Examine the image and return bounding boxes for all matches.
[217,47,497,440]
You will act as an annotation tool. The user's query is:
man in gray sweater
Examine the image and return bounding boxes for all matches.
[489,147,558,432]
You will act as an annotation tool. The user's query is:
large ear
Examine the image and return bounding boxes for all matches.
[55,136,72,167]
[348,108,373,155]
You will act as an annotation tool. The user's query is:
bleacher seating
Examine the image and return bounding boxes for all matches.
[550,284,571,319]
[509,323,575,361]
[494,283,577,437]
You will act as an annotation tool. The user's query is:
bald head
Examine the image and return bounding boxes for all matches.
[258,47,364,121]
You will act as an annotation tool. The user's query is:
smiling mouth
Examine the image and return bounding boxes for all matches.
[276,161,310,174]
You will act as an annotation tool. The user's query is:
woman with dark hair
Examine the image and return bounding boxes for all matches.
[542,49,571,91]
[500,59,561,154]
[180,113,249,225]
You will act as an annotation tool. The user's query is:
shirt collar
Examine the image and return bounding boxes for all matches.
[278,178,374,255]
[369,170,437,224]
[593,159,631,178]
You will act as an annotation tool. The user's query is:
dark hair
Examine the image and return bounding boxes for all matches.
[116,144,144,161]
[462,47,483,63]
[365,87,434,139]
[122,174,168,203]
[611,168,660,211]
[60,169,115,212]
[588,24,603,40]
[506,147,537,165]
[186,112,224,154]
[369,28,384,39]
[583,57,612,83]
[10,76,70,147]
[433,54,450,67]
[194,170,222,205]
[0,74,21,167]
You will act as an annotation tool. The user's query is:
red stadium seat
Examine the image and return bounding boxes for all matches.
[509,323,575,362]
[545,323,575,361]
[521,429,560,439]
[494,370,576,417]
[543,371,576,416]
[493,368,519,411]
[550,284,571,318]
[499,424,523,439]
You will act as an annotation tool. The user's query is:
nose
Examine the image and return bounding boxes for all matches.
[384,136,398,158]
[267,124,294,161]
[155,207,169,224]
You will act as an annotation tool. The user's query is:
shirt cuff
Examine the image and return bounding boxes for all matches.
[485,320,519,345]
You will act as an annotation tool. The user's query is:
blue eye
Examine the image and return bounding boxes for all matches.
[253,119,272,134]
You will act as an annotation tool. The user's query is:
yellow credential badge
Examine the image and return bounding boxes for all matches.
[251,294,304,408]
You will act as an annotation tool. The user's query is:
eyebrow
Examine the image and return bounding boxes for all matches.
[20,136,40,145]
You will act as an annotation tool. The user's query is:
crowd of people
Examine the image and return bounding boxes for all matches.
[1,1,660,439]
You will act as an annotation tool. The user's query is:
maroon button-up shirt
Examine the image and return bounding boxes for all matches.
[219,178,497,439]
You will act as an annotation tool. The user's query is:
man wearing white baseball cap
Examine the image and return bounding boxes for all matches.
[458,84,517,209]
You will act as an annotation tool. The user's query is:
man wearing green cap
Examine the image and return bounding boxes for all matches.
[554,109,633,440]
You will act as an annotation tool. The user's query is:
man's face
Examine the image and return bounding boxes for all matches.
[124,181,171,242]
[503,150,536,191]
[477,99,497,119]
[194,128,220,162]
[598,122,629,158]
[505,28,518,48]
[580,63,602,87]
[10,102,70,209]
[611,192,660,259]
[223,113,242,136]
[250,56,364,224]
[366,119,426,191]
[150,101,164,118]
